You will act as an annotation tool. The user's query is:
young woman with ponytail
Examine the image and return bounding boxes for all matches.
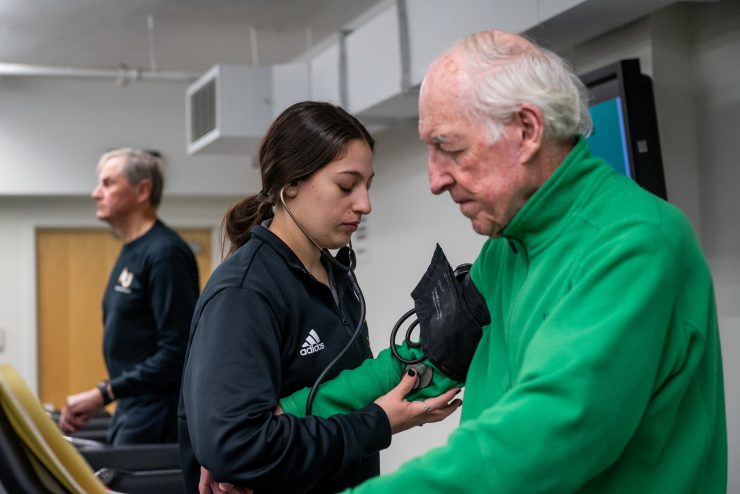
[178,101,461,494]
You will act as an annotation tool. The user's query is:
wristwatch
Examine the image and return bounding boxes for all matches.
[97,380,113,406]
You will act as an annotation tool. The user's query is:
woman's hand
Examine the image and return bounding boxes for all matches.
[374,369,462,434]
[199,467,252,494]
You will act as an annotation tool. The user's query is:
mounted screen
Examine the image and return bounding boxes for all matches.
[580,59,667,199]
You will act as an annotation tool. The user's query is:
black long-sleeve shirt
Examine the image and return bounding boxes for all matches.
[103,219,199,444]
[178,225,391,493]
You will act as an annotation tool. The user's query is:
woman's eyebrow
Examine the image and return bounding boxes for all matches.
[337,170,375,181]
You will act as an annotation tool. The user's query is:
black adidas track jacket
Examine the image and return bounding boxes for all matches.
[178,225,390,493]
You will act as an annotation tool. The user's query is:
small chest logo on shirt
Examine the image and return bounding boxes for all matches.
[300,329,325,356]
[115,267,134,294]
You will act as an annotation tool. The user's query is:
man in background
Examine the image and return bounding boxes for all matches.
[59,148,200,445]
[346,30,726,493]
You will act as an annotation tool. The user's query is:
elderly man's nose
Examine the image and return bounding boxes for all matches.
[428,160,453,195]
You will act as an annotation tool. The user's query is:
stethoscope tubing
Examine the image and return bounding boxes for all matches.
[278,187,364,415]
[389,308,426,365]
[305,264,365,415]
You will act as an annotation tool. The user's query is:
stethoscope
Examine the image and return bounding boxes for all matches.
[279,188,366,416]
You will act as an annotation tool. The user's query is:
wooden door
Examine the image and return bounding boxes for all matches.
[36,227,211,409]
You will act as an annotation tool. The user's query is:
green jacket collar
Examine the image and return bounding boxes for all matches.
[502,137,609,256]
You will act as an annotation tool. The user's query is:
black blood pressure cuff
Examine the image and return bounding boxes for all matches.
[411,244,490,382]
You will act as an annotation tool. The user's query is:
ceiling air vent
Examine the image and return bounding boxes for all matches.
[186,64,273,155]
[190,78,216,143]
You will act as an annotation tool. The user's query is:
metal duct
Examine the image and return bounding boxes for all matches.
[0,63,199,86]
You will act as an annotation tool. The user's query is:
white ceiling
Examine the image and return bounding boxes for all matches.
[0,0,385,72]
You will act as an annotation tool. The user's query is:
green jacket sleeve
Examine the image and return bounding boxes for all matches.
[280,342,462,418]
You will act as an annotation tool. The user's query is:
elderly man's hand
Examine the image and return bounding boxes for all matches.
[58,388,104,433]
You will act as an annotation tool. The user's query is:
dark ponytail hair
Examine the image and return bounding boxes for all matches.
[222,101,374,257]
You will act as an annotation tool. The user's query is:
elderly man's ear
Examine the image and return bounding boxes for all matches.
[514,104,545,164]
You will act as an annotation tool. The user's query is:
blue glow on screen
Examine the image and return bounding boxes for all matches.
[586,97,631,177]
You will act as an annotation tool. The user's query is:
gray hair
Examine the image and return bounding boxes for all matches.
[97,148,165,208]
[456,31,592,143]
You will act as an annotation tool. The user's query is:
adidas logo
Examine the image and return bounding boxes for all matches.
[300,329,325,356]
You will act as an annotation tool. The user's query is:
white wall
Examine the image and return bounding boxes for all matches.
[0,77,260,196]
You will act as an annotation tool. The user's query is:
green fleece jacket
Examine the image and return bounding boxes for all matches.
[346,138,727,493]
